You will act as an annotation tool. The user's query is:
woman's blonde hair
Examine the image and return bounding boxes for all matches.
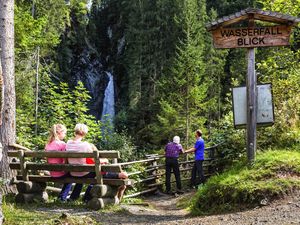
[74,123,88,136]
[48,124,67,144]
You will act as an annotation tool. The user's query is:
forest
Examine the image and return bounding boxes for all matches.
[0,0,300,224]
[11,0,299,160]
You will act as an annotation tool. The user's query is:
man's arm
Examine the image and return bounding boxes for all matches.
[185,147,196,153]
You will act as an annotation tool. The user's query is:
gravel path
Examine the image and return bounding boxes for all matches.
[37,191,300,225]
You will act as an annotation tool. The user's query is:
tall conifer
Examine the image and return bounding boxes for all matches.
[153,0,208,147]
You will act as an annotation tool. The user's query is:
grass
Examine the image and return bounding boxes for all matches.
[190,148,300,215]
[2,193,143,224]
[3,194,98,225]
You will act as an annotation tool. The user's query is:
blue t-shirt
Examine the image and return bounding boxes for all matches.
[194,138,205,160]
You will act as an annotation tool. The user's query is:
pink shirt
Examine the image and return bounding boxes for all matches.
[45,140,67,177]
[66,140,92,177]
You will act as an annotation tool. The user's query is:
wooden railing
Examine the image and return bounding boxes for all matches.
[123,144,221,198]
[8,143,221,199]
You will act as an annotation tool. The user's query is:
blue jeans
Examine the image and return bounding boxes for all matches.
[55,173,72,201]
[69,172,119,202]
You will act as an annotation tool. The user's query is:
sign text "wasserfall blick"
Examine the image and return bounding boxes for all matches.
[212,25,292,49]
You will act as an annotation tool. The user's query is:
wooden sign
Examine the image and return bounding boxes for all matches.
[212,25,292,49]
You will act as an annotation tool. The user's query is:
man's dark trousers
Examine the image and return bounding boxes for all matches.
[165,157,182,192]
[190,160,205,186]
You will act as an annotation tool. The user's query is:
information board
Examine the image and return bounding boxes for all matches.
[232,84,274,128]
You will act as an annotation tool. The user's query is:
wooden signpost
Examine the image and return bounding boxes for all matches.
[212,25,292,48]
[206,8,300,163]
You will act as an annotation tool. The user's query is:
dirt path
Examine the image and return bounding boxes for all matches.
[37,191,300,225]
[91,191,300,225]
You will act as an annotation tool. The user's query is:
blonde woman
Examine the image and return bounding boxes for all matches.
[66,124,128,203]
[66,123,94,202]
[45,124,72,201]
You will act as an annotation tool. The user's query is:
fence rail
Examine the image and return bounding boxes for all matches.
[123,144,221,198]
[8,143,221,199]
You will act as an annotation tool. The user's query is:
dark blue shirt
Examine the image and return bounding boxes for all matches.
[194,138,205,160]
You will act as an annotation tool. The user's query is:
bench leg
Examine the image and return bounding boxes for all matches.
[15,181,48,204]
[87,197,118,210]
[15,191,48,204]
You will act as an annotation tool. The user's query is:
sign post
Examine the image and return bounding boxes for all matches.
[246,17,256,163]
[206,8,300,163]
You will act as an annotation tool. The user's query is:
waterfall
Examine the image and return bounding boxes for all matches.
[101,72,115,129]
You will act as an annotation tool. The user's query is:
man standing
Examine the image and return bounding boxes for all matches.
[185,130,205,188]
[165,136,184,194]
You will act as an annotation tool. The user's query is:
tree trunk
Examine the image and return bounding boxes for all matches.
[0,0,16,195]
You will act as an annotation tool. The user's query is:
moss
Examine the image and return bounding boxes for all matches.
[190,148,300,215]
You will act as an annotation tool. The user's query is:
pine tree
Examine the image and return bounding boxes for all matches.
[152,0,209,147]
[202,9,228,133]
[119,0,179,145]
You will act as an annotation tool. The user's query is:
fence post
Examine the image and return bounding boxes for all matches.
[112,158,118,164]
[94,150,103,185]
[146,154,159,191]
[112,151,119,164]
[19,150,28,181]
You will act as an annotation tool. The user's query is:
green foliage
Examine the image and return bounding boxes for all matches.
[118,0,181,146]
[256,48,300,148]
[257,0,300,17]
[208,112,246,168]
[17,71,102,149]
[207,0,256,17]
[15,0,70,55]
[151,0,212,147]
[99,131,137,162]
[13,0,300,162]
[190,148,300,215]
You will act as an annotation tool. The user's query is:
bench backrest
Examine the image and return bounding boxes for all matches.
[8,149,123,185]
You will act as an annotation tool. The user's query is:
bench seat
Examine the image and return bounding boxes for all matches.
[9,162,122,173]
[15,175,132,186]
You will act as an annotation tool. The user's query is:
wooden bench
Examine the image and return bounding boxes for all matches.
[8,146,132,210]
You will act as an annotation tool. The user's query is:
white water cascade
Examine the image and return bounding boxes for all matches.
[101,72,115,128]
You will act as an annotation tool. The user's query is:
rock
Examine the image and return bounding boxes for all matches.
[260,198,269,206]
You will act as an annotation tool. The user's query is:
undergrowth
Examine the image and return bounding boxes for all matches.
[190,149,300,215]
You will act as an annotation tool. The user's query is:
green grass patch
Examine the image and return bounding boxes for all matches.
[190,149,300,215]
[3,194,97,225]
[3,193,144,224]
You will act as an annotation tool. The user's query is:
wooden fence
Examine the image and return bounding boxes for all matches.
[7,143,221,199]
[123,144,220,198]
